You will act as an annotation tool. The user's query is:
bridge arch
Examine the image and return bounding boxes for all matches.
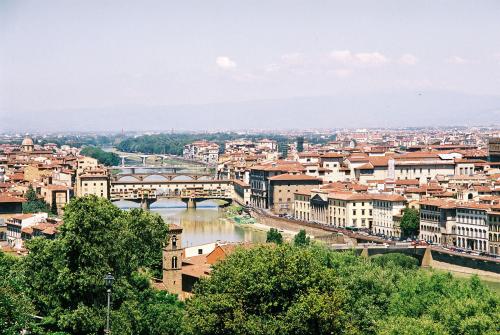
[117,175,140,182]
[171,175,194,181]
[143,174,169,182]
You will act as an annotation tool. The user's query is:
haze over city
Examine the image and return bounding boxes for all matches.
[1,0,500,131]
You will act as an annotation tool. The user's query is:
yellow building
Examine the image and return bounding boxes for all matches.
[293,191,311,221]
[327,192,373,228]
[76,168,110,199]
[40,184,71,215]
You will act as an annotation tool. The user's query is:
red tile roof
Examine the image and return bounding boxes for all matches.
[268,173,321,182]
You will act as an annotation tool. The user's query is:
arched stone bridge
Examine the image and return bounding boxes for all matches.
[116,153,208,167]
[110,175,233,209]
[112,173,214,183]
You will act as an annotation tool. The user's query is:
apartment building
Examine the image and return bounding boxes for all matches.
[268,174,321,215]
[6,212,48,248]
[76,167,110,199]
[249,161,304,208]
[183,141,220,165]
[419,199,457,245]
[455,203,490,252]
[326,192,373,228]
[371,194,406,238]
[488,206,500,255]
[294,191,311,221]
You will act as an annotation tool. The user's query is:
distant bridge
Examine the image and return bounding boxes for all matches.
[116,153,208,168]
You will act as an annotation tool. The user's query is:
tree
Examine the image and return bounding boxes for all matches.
[0,252,38,335]
[296,136,304,153]
[370,253,419,269]
[17,195,178,334]
[22,185,50,214]
[293,229,310,247]
[183,245,500,335]
[50,199,58,215]
[400,208,420,238]
[80,146,120,166]
[266,228,283,244]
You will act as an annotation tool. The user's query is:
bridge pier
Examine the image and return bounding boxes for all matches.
[180,198,197,209]
[421,246,433,268]
[140,198,154,210]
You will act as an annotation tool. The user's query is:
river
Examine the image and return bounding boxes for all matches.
[115,199,267,247]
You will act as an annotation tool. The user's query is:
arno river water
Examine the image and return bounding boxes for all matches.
[114,199,267,248]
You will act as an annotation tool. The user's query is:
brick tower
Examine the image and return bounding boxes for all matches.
[163,224,184,295]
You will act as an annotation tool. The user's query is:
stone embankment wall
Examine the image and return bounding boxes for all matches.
[249,208,346,240]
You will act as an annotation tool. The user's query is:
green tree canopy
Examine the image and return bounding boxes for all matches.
[80,146,120,166]
[16,195,180,335]
[293,229,310,247]
[22,185,50,214]
[266,228,283,244]
[183,244,499,335]
[400,208,420,238]
[0,251,39,335]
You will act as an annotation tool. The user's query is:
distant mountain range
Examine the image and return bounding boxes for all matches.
[2,90,499,132]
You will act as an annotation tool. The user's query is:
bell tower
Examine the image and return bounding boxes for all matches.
[163,224,184,295]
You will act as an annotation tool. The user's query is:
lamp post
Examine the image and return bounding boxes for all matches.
[104,272,115,334]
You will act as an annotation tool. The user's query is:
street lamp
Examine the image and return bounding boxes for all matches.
[104,272,115,334]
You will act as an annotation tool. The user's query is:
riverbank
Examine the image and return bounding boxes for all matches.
[221,205,299,240]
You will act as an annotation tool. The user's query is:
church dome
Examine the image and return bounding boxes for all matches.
[22,137,34,146]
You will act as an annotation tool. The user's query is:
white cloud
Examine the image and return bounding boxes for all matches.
[329,50,353,63]
[355,52,389,65]
[446,56,469,65]
[216,56,237,70]
[398,53,418,65]
[329,50,389,65]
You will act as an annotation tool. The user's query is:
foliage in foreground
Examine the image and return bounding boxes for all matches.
[1,196,499,335]
[184,244,499,335]
[2,196,181,335]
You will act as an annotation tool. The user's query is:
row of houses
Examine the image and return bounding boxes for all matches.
[291,190,500,255]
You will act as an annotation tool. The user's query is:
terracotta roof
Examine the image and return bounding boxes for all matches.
[419,199,457,208]
[457,203,491,210]
[371,193,406,202]
[368,156,390,167]
[9,213,37,220]
[298,152,320,158]
[168,224,183,232]
[44,184,70,191]
[395,179,420,186]
[0,194,26,203]
[327,192,372,201]
[320,153,344,158]
[268,173,321,182]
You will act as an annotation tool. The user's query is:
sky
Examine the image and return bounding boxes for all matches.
[1,0,500,131]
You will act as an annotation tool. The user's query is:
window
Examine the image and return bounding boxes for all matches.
[171,256,178,269]
[172,235,177,248]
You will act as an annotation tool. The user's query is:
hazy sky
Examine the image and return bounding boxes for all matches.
[1,0,500,131]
